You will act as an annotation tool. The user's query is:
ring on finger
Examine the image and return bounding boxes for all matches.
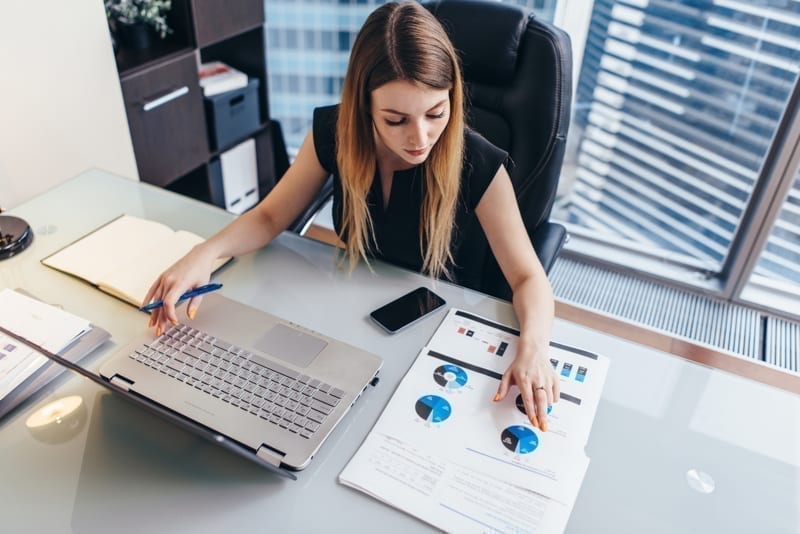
[534,386,546,391]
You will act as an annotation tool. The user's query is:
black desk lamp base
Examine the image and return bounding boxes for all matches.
[0,215,34,260]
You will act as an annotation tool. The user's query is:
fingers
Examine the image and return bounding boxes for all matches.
[161,287,183,327]
[520,383,539,429]
[493,371,511,402]
[144,278,180,336]
[186,295,203,320]
[552,375,560,405]
[497,356,559,431]
[147,288,209,336]
[534,386,549,431]
[142,277,162,313]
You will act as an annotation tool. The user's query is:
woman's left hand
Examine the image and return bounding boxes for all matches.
[494,347,559,431]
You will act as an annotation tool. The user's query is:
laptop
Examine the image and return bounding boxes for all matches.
[7,293,382,480]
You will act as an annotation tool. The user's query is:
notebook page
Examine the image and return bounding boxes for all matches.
[42,215,176,285]
[96,230,207,308]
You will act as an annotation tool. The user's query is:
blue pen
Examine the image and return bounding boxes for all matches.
[139,283,223,312]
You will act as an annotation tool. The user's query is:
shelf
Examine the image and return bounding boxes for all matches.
[115,42,195,79]
[190,0,265,47]
[113,0,279,210]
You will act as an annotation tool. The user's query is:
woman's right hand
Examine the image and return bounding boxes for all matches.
[143,244,219,335]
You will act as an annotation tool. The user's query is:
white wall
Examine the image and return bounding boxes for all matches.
[0,0,138,211]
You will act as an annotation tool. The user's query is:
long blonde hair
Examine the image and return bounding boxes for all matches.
[336,1,465,279]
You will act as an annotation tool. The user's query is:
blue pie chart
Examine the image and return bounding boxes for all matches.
[433,364,468,389]
[501,425,539,454]
[415,395,452,423]
[516,394,553,415]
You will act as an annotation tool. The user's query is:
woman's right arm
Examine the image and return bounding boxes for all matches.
[145,131,330,331]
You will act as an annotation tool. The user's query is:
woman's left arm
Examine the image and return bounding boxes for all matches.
[475,165,559,431]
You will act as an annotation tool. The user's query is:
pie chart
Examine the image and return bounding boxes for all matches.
[414,395,452,423]
[501,425,539,454]
[433,364,468,389]
[516,393,553,415]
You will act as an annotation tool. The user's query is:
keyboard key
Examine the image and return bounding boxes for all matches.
[307,410,325,424]
[312,390,340,407]
[310,400,333,416]
[213,340,232,351]
[304,420,320,433]
[183,346,204,359]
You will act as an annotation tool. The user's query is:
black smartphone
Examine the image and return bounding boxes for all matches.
[370,287,446,334]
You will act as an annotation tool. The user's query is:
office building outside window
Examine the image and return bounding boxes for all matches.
[264,0,800,320]
[266,0,557,150]
[742,167,800,315]
[555,1,800,280]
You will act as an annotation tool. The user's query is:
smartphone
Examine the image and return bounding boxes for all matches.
[370,287,446,334]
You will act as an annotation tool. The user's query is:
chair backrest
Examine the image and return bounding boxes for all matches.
[423,0,573,298]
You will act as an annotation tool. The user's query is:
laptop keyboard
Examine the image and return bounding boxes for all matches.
[128,324,343,439]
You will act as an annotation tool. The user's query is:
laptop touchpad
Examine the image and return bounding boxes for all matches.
[254,324,327,368]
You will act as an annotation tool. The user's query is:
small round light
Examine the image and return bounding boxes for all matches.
[25,395,86,443]
[686,468,715,494]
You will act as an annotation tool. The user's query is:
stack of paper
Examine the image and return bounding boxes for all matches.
[339,308,610,533]
[198,61,248,96]
[0,288,91,402]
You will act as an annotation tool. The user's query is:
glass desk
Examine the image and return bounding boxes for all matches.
[0,169,798,533]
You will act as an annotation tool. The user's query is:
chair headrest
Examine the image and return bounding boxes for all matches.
[424,0,530,86]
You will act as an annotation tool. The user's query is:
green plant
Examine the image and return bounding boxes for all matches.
[105,0,173,39]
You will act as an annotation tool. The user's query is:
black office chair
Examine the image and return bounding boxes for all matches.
[285,0,572,300]
[422,0,572,299]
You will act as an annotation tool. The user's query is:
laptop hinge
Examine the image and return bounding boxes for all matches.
[256,444,286,467]
[110,375,134,392]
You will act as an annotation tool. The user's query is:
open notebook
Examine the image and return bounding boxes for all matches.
[41,215,229,308]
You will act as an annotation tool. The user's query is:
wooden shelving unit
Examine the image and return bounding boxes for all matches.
[112,0,281,207]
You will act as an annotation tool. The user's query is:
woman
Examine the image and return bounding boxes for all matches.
[145,1,558,430]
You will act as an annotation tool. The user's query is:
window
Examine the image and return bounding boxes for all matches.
[552,0,800,319]
[264,0,800,319]
[740,165,800,316]
[754,171,800,287]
